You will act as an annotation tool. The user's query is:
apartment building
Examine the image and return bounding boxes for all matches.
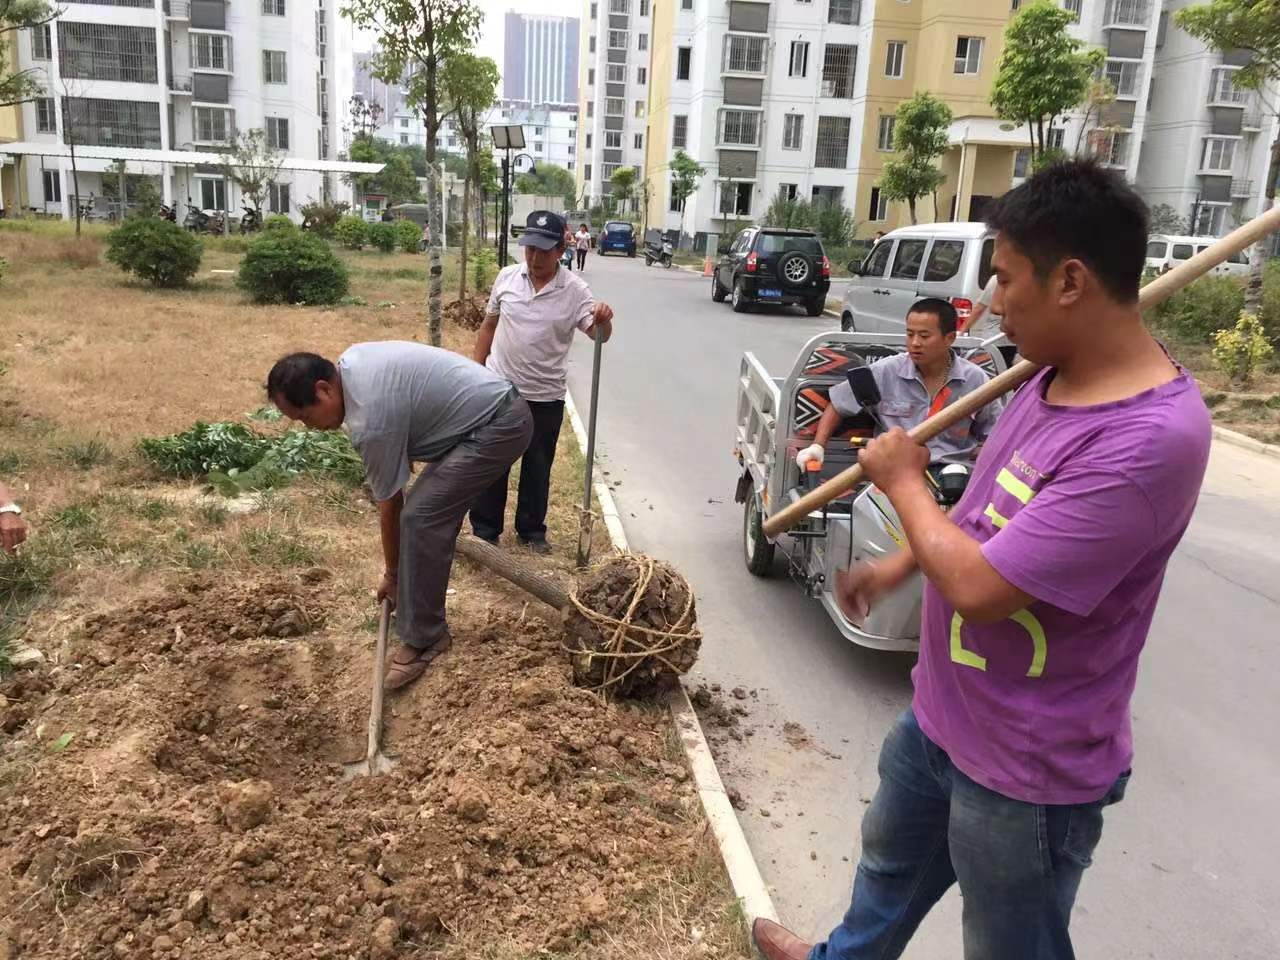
[504,13,579,106]
[575,0,652,205]
[3,0,356,221]
[1135,0,1279,237]
[0,41,20,213]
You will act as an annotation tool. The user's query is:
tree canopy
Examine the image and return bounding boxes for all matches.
[0,0,56,107]
[516,162,576,207]
[877,92,953,224]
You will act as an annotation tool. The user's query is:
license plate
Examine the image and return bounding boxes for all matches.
[759,288,782,298]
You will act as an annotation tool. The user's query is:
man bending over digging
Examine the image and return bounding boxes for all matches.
[267,343,533,691]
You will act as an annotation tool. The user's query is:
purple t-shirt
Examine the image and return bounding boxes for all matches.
[913,364,1211,805]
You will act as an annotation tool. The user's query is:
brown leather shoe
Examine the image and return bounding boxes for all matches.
[384,636,452,692]
[752,918,813,960]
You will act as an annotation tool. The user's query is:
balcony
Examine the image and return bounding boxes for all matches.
[167,73,192,93]
[1231,178,1255,197]
[721,34,768,75]
[1242,110,1263,131]
[1208,69,1249,106]
[163,0,190,18]
[1104,59,1143,98]
[1102,0,1150,28]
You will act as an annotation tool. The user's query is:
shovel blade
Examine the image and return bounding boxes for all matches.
[341,751,398,779]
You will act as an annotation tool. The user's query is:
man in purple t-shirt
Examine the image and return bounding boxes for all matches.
[753,162,1211,960]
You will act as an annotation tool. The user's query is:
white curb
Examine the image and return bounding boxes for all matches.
[563,388,779,927]
[1213,424,1280,459]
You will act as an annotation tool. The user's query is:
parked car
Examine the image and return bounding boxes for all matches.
[597,220,637,256]
[1145,234,1251,277]
[841,222,1006,341]
[711,227,831,316]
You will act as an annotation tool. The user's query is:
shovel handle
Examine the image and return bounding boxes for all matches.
[761,201,1280,539]
[366,598,391,766]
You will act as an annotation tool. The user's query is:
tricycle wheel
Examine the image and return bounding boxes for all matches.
[743,493,775,577]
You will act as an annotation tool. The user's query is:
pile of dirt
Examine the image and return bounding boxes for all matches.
[564,556,701,698]
[0,572,704,959]
[443,294,488,331]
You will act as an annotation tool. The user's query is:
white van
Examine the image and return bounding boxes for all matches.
[840,222,1003,340]
[1145,234,1250,277]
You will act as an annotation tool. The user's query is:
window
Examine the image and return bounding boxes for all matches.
[877,115,895,151]
[719,108,761,146]
[609,0,629,11]
[268,182,290,213]
[718,181,752,216]
[789,41,809,78]
[263,0,285,13]
[534,126,543,135]
[891,239,927,279]
[533,141,541,152]
[1063,0,1081,21]
[588,67,596,85]
[589,36,596,53]
[605,97,625,115]
[602,162,620,178]
[36,97,55,133]
[191,33,231,70]
[632,132,642,149]
[193,105,234,143]
[1201,137,1235,172]
[400,117,408,128]
[591,1,597,17]
[1047,127,1065,150]
[672,114,688,148]
[640,0,648,13]
[669,186,685,212]
[638,33,648,51]
[58,23,158,83]
[63,97,162,148]
[635,100,645,119]
[400,133,408,144]
[1171,242,1194,260]
[828,0,858,25]
[585,163,592,180]
[605,130,622,148]
[198,179,227,211]
[863,236,892,273]
[637,66,646,84]
[885,40,905,78]
[266,116,289,149]
[681,0,693,8]
[1013,148,1030,178]
[586,132,593,148]
[781,183,798,201]
[1145,241,1168,259]
[608,30,628,49]
[868,186,887,222]
[814,115,851,168]
[31,24,51,60]
[923,240,965,282]
[821,43,856,98]
[1104,59,1142,98]
[782,113,803,150]
[42,170,61,204]
[677,47,692,80]
[607,63,624,82]
[587,102,593,117]
[954,36,982,75]
[1193,205,1227,236]
[263,50,287,83]
[723,34,767,73]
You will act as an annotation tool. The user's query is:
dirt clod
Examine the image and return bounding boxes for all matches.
[217,779,274,832]
[370,917,400,959]
[182,890,207,922]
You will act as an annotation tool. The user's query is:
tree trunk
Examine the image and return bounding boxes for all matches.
[69,142,81,239]
[932,190,939,222]
[459,167,471,301]
[422,20,444,348]
[1244,133,1279,316]
[907,195,917,225]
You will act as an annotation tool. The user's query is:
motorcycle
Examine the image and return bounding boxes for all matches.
[643,237,674,268]
[157,203,177,223]
[183,198,209,232]
[239,205,261,234]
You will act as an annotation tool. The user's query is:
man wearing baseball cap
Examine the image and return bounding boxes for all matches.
[471,210,615,553]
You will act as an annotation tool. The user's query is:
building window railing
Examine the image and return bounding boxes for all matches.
[722,34,768,74]
[1103,0,1151,27]
[828,0,860,25]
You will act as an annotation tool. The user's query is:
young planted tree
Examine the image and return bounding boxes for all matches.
[991,0,1104,166]
[220,128,286,223]
[0,0,56,107]
[442,53,499,300]
[763,189,813,230]
[668,149,706,240]
[609,166,637,215]
[1148,203,1189,235]
[1179,0,1280,314]
[877,92,953,224]
[515,162,576,205]
[342,0,483,346]
[347,93,384,139]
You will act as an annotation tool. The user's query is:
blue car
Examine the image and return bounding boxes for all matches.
[597,221,637,257]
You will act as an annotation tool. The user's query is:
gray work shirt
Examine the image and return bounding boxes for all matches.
[828,352,1003,463]
[338,341,513,501]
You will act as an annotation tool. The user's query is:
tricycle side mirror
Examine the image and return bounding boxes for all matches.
[847,366,881,408]
[848,261,862,275]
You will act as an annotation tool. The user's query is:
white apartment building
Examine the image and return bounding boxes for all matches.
[6,0,357,221]
[575,0,652,205]
[1135,0,1279,237]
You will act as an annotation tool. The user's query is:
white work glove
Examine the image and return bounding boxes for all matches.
[795,444,825,471]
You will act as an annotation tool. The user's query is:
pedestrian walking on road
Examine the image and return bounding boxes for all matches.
[470,210,614,554]
[575,222,591,270]
[753,161,1212,960]
[266,344,533,691]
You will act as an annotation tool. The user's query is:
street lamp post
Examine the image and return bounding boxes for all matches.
[490,125,535,267]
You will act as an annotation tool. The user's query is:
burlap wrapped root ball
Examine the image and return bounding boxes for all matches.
[563,555,701,698]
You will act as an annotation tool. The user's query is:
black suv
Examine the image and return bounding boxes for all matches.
[712,227,830,316]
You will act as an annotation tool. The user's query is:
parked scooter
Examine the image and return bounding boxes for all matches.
[183,198,209,232]
[643,236,674,268]
[239,204,261,234]
[157,203,177,223]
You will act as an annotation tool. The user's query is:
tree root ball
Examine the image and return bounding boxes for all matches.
[563,555,701,699]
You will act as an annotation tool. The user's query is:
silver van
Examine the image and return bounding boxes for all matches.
[840,222,1000,340]
[1145,234,1250,277]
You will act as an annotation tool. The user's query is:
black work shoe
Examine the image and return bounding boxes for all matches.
[472,533,500,546]
[518,537,552,555]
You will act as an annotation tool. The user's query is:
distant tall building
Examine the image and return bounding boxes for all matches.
[504,12,579,106]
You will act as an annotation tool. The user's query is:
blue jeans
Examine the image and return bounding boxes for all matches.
[811,709,1128,960]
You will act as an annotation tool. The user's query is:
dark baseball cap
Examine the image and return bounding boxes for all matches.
[518,210,567,250]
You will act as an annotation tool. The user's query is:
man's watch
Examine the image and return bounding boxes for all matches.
[0,503,20,516]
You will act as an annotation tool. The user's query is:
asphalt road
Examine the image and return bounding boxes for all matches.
[565,250,1280,959]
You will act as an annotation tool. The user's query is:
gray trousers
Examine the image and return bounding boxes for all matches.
[396,395,533,648]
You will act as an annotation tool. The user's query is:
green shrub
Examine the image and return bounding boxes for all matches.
[299,199,349,238]
[813,200,856,247]
[236,229,349,305]
[104,216,203,287]
[1152,274,1244,343]
[335,215,368,250]
[395,218,421,253]
[1212,312,1274,384]
[471,246,497,290]
[368,221,397,253]
[263,214,295,232]
[1261,260,1280,346]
